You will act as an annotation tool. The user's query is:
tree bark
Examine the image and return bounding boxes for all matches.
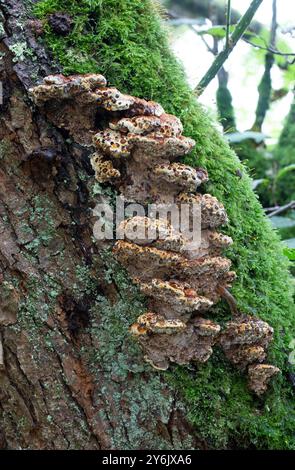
[0,0,202,450]
[252,0,277,131]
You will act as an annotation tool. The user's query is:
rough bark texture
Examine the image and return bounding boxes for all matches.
[0,0,294,451]
[0,0,202,450]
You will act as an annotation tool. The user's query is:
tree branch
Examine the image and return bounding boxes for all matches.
[217,286,240,317]
[243,37,295,57]
[270,0,277,48]
[268,201,295,217]
[195,0,264,95]
[168,17,206,26]
[226,0,232,49]
[199,33,216,55]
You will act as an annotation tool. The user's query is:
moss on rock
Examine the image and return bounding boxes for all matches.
[32,0,295,449]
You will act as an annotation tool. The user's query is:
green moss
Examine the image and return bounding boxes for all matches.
[169,355,295,450]
[32,0,295,449]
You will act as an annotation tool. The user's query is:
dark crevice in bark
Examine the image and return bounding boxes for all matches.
[4,346,39,426]
[54,351,103,449]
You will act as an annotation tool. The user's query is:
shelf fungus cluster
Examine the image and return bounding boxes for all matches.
[30,74,280,394]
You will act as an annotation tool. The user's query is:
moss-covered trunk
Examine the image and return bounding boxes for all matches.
[0,0,294,450]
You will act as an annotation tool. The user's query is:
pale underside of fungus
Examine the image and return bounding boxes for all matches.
[29,74,280,394]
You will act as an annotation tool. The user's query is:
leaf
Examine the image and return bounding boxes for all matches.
[270,216,295,229]
[276,164,295,182]
[226,131,267,144]
[284,238,295,250]
[242,30,268,48]
[198,25,235,39]
[283,241,295,261]
[252,179,265,190]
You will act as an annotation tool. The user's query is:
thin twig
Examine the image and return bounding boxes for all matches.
[264,206,280,213]
[243,38,295,56]
[270,0,277,48]
[199,32,216,54]
[168,18,205,26]
[217,286,240,317]
[195,0,264,95]
[226,0,232,49]
[268,201,295,217]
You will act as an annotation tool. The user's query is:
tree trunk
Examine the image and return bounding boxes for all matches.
[0,0,294,451]
[216,68,236,132]
[252,0,277,131]
[0,0,201,450]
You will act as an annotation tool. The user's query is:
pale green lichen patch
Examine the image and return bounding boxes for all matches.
[9,41,34,62]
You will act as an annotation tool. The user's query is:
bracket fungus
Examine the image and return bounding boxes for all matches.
[138,316,221,370]
[176,193,229,229]
[153,163,208,193]
[129,134,196,159]
[29,74,280,394]
[95,87,164,116]
[90,153,121,183]
[138,279,213,319]
[110,113,183,137]
[131,312,186,336]
[248,364,280,396]
[93,130,132,159]
[119,216,185,252]
[30,73,107,101]
[29,74,108,145]
[218,317,274,370]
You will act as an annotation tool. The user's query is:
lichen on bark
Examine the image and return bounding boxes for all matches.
[0,0,294,450]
